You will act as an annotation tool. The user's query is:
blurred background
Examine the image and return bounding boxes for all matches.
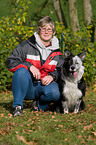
[0,0,9,17]
[0,0,96,25]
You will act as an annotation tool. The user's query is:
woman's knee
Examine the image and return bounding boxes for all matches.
[45,82,60,101]
[14,68,30,79]
[51,87,60,101]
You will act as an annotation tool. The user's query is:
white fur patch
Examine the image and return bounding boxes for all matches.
[63,80,82,108]
[73,55,85,81]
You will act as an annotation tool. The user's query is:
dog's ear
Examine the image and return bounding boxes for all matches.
[64,49,72,58]
[78,52,87,61]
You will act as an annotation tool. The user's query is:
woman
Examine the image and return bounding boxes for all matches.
[7,16,64,116]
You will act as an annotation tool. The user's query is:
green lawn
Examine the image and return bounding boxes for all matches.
[0,88,96,145]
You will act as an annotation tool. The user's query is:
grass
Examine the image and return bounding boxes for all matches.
[0,88,96,145]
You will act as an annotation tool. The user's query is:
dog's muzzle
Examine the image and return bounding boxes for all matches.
[70,65,77,78]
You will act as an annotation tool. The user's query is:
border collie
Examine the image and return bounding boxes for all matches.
[49,49,86,114]
[59,49,86,113]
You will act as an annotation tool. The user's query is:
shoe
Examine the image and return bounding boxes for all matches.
[32,101,39,111]
[13,106,22,116]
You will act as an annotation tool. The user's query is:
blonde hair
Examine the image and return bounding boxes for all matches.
[36,16,56,34]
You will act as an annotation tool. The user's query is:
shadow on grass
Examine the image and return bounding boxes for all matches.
[0,100,33,114]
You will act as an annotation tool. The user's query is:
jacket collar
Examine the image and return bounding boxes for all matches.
[28,35,36,45]
[27,34,61,53]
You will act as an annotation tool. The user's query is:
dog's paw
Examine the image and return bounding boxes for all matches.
[74,108,79,113]
[74,100,81,113]
[64,108,68,114]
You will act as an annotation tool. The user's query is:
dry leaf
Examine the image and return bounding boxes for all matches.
[78,135,82,139]
[38,126,42,130]
[16,135,38,145]
[91,131,96,137]
[15,131,18,134]
[52,116,55,118]
[83,124,93,130]
[0,114,4,117]
[58,124,63,128]
[64,139,68,141]
[8,113,12,118]
[27,124,30,127]
[54,112,57,115]
[88,135,91,139]
[80,140,86,144]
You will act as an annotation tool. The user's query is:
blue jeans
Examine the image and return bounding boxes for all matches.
[12,68,60,111]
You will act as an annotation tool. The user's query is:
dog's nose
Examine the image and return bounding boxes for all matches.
[71,66,75,70]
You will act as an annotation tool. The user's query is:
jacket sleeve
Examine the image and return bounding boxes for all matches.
[48,54,64,82]
[7,42,32,73]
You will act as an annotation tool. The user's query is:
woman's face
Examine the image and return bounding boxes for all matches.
[39,24,54,42]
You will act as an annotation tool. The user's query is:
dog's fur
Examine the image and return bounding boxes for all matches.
[49,49,86,113]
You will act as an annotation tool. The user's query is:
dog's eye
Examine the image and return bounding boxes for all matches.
[76,62,79,64]
[75,61,79,64]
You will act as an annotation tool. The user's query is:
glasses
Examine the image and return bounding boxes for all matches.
[40,27,53,32]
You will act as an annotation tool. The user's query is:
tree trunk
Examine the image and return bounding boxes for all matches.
[83,0,92,25]
[68,0,80,35]
[52,0,63,23]
[59,0,68,28]
[52,0,67,27]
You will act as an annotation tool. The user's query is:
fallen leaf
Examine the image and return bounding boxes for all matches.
[64,139,68,141]
[8,113,12,118]
[16,135,38,145]
[32,127,36,130]
[58,124,63,128]
[38,126,42,130]
[91,131,96,137]
[25,129,32,132]
[52,116,55,119]
[80,140,86,144]
[43,135,45,137]
[83,124,93,130]
[88,135,91,139]
[15,131,18,134]
[0,128,10,136]
[78,135,82,139]
[0,114,4,117]
[27,124,30,127]
[54,112,57,115]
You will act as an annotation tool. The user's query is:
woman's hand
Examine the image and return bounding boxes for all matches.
[30,65,41,80]
[42,75,53,85]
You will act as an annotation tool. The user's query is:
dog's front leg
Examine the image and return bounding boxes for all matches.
[74,100,81,113]
[62,101,68,114]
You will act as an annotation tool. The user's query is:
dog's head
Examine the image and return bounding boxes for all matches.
[63,49,86,79]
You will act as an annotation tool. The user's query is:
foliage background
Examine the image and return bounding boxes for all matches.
[0,0,96,25]
[0,0,96,91]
